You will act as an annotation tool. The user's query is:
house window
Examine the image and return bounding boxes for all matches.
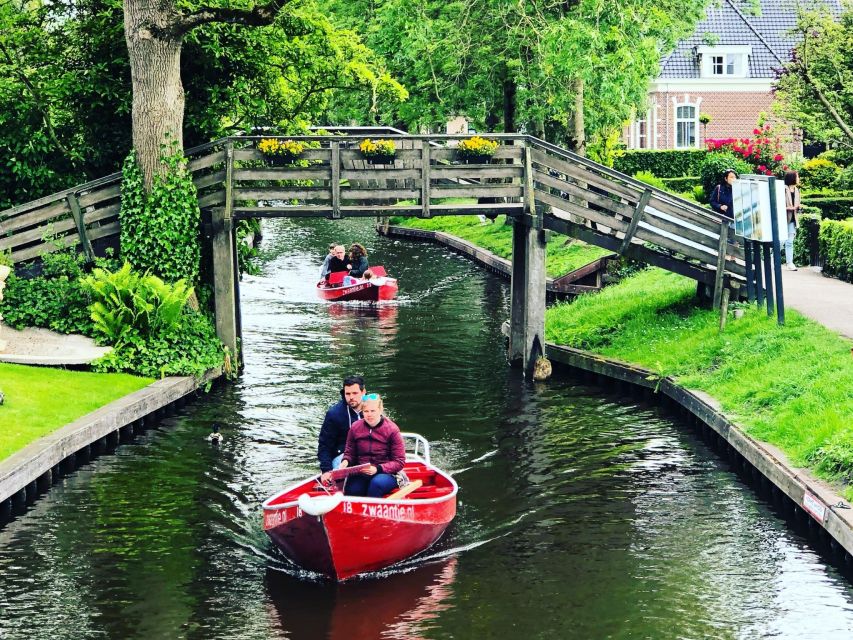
[634,112,649,149]
[676,105,697,148]
[698,46,751,78]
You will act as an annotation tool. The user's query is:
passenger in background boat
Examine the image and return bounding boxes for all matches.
[347,243,369,277]
[319,243,337,279]
[338,394,406,497]
[318,375,366,479]
[325,245,348,281]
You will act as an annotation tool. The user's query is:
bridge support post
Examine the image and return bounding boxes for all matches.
[212,206,238,365]
[509,146,547,379]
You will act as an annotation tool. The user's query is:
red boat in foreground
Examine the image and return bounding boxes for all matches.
[316,265,398,302]
[263,434,457,581]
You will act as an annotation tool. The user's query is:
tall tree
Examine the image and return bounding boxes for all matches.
[774,7,853,147]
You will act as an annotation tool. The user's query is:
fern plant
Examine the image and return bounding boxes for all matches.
[81,262,193,345]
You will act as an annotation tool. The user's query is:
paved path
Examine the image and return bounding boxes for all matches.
[781,267,853,340]
[0,323,111,365]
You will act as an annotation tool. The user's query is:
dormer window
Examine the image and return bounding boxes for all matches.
[698,46,752,78]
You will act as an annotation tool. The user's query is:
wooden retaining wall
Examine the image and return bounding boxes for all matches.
[0,368,221,524]
[545,343,853,562]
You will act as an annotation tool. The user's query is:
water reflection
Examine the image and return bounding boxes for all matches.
[266,557,457,640]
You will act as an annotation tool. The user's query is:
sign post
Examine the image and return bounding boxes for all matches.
[732,175,787,325]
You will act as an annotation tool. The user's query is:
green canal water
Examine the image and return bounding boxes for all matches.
[1,218,853,639]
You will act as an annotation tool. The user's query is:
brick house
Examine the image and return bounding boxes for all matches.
[624,0,842,152]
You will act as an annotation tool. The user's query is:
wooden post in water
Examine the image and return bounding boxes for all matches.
[211,144,238,361]
[508,145,547,379]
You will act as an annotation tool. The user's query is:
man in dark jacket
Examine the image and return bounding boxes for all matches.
[317,375,366,473]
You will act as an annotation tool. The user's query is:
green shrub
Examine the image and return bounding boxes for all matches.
[692,185,707,203]
[613,149,707,178]
[800,157,841,191]
[120,145,201,285]
[793,213,821,266]
[0,251,93,335]
[802,196,853,221]
[662,176,701,193]
[81,262,225,378]
[699,152,753,197]
[819,219,853,282]
[632,171,666,190]
[81,262,192,345]
[834,166,853,192]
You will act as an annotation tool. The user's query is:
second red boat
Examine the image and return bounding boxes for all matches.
[316,265,398,302]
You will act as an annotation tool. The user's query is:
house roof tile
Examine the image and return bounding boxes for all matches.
[659,0,843,79]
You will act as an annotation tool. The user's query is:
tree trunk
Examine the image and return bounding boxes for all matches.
[124,0,185,191]
[503,77,516,133]
[572,78,585,157]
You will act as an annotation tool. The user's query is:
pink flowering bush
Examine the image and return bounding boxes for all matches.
[706,123,788,176]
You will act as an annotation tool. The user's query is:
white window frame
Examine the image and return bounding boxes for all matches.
[698,46,752,79]
[672,95,702,149]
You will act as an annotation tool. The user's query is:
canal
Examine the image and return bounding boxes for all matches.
[2,217,853,639]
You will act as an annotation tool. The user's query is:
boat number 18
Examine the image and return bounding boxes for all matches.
[342,502,353,513]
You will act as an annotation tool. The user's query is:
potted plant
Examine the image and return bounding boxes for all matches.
[359,139,397,165]
[258,138,306,166]
[456,136,499,164]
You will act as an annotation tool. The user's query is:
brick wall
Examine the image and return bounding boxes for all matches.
[624,90,801,154]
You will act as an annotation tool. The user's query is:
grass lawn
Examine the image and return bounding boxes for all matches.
[390,212,611,278]
[546,268,853,497]
[0,363,152,461]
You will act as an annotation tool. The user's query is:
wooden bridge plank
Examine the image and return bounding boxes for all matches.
[78,184,121,209]
[198,190,226,208]
[430,166,523,180]
[341,168,421,180]
[534,169,634,218]
[342,188,420,200]
[232,188,331,201]
[620,189,652,254]
[431,185,523,199]
[189,150,226,172]
[233,148,330,163]
[232,167,330,181]
[193,169,227,190]
[0,200,71,236]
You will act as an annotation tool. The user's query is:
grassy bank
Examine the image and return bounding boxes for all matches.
[0,363,152,460]
[390,214,611,278]
[545,268,853,496]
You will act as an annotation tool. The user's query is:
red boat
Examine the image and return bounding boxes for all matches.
[262,434,457,581]
[316,265,398,302]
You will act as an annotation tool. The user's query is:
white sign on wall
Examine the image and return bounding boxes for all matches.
[732,175,788,243]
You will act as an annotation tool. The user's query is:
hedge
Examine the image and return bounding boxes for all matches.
[802,197,853,221]
[819,219,853,283]
[793,213,821,266]
[613,149,707,178]
[662,176,701,192]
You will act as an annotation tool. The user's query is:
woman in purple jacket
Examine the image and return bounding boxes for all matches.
[339,393,406,497]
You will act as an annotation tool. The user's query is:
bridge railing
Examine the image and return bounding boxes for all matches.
[0,133,744,298]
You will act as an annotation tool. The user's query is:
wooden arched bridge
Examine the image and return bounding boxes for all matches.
[0,132,744,378]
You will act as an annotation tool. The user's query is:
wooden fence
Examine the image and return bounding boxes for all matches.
[0,134,742,299]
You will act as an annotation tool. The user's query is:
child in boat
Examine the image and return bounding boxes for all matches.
[338,394,406,497]
[362,269,387,286]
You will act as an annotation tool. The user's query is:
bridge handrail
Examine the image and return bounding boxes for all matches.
[526,136,733,227]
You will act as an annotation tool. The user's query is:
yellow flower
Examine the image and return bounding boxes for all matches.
[359,138,396,157]
[258,138,305,157]
[457,136,499,157]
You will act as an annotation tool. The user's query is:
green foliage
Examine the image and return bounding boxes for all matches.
[793,213,821,266]
[774,8,853,147]
[801,196,853,221]
[692,185,707,203]
[544,268,853,495]
[120,147,201,284]
[662,176,701,192]
[632,171,666,190]
[613,150,707,178]
[699,152,753,196]
[0,251,93,335]
[800,157,840,191]
[237,219,262,276]
[80,262,225,378]
[80,262,192,344]
[833,165,853,192]
[819,218,853,282]
[391,212,611,278]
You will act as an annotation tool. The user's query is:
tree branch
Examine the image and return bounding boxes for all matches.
[169,0,295,37]
[795,61,853,144]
